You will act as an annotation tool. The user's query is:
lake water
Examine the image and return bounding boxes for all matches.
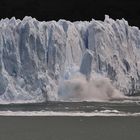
[0,99,140,140]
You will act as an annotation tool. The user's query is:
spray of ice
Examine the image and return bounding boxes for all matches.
[58,73,125,102]
[58,50,125,102]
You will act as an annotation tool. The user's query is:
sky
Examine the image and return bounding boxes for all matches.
[0,0,140,27]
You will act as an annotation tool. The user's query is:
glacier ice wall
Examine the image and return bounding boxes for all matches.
[0,15,140,103]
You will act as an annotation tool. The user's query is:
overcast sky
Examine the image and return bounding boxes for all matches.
[0,0,140,27]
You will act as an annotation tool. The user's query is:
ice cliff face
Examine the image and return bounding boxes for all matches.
[0,15,140,103]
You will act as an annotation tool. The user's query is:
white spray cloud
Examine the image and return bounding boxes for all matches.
[58,73,125,102]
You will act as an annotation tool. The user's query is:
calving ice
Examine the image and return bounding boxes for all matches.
[0,15,140,103]
[58,50,124,101]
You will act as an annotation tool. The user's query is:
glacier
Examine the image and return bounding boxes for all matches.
[0,15,140,103]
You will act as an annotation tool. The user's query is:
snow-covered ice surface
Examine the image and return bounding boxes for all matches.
[1,15,140,103]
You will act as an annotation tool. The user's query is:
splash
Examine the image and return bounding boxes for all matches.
[58,73,125,102]
[58,49,125,102]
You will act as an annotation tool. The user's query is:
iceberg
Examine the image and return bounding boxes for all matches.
[0,15,140,103]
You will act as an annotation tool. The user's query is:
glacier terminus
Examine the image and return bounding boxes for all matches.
[0,15,140,103]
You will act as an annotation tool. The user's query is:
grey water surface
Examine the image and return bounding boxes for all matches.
[0,100,140,140]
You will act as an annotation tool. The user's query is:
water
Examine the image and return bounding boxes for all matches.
[0,97,140,116]
[0,116,140,140]
[0,98,140,140]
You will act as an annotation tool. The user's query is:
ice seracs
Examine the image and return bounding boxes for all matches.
[80,50,93,80]
[0,15,140,103]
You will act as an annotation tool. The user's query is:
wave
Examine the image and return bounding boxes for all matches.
[0,110,139,117]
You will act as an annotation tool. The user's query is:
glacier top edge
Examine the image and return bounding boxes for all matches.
[0,15,139,30]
